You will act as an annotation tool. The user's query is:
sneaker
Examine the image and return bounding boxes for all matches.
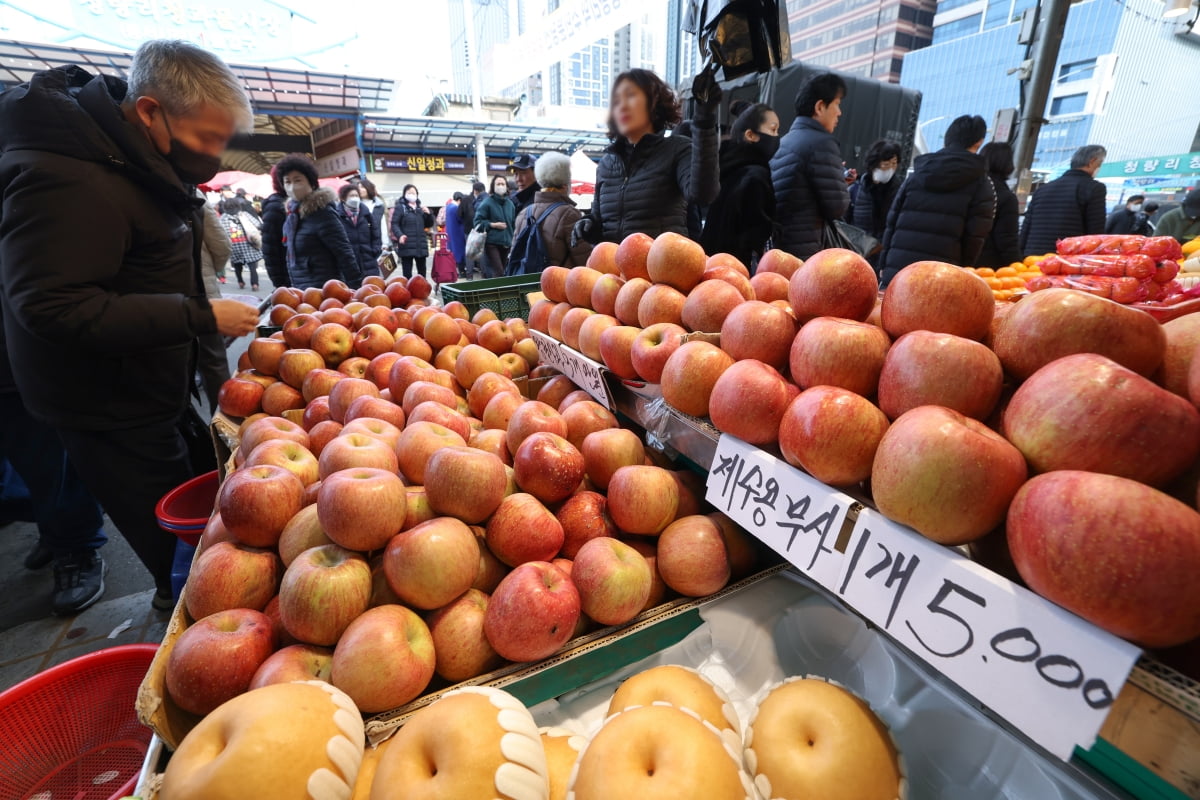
[152,589,175,613]
[52,552,106,615]
[24,539,53,570]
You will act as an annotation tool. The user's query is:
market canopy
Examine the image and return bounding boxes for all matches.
[363,117,611,160]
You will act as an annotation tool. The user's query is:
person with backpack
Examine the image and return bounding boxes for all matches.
[473,176,516,279]
[509,152,593,274]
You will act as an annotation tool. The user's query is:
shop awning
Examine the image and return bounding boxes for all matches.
[363,117,611,160]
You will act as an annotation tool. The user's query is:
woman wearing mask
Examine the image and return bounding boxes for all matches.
[390,184,434,278]
[338,183,382,281]
[848,139,902,260]
[473,176,517,278]
[220,196,264,290]
[700,103,779,269]
[360,179,388,250]
[976,142,1020,268]
[276,154,361,289]
[573,68,721,245]
[260,165,291,287]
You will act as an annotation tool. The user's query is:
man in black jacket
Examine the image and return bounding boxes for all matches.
[1105,194,1151,235]
[1019,144,1107,256]
[457,181,484,278]
[878,115,996,285]
[770,73,851,260]
[0,40,260,611]
[509,154,541,216]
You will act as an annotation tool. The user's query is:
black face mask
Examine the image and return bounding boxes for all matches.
[159,112,221,186]
[753,133,780,161]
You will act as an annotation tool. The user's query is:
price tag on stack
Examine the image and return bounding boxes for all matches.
[530,331,613,409]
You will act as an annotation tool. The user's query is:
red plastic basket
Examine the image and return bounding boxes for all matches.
[155,469,220,546]
[0,643,158,800]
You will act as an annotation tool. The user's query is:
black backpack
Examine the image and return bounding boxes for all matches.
[507,203,565,276]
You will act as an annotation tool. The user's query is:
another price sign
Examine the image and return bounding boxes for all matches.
[705,434,854,590]
[837,508,1140,760]
[530,331,614,409]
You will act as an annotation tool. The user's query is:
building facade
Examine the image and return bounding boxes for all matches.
[784,0,936,82]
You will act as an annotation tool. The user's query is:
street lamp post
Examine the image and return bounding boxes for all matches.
[1012,0,1071,200]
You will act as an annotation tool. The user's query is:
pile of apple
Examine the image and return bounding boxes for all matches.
[531,234,1200,652]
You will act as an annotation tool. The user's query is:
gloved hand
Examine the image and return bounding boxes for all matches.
[571,217,596,249]
[692,62,723,117]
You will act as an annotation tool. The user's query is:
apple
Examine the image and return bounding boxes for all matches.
[268,304,297,325]
[360,305,398,333]
[407,400,471,441]
[468,428,512,465]
[309,323,353,365]
[630,323,687,383]
[536,375,578,410]
[1007,471,1200,647]
[277,543,371,646]
[277,504,333,566]
[353,323,395,360]
[882,261,994,341]
[559,307,594,350]
[384,516,480,609]
[877,331,1003,421]
[779,387,889,486]
[277,349,324,389]
[184,541,279,621]
[512,338,539,368]
[454,344,502,391]
[720,300,797,369]
[681,279,743,333]
[418,312,457,351]
[366,353,402,390]
[343,396,406,432]
[330,604,435,713]
[248,644,332,691]
[393,333,434,360]
[484,561,581,662]
[198,512,236,550]
[749,271,790,303]
[708,359,797,445]
[507,401,568,453]
[644,232,705,292]
[217,378,264,418]
[545,302,571,340]
[396,421,467,485]
[540,266,570,303]
[218,464,305,548]
[385,282,412,308]
[788,248,878,323]
[318,432,399,478]
[441,300,468,320]
[327,377,380,423]
[245,439,319,487]
[561,401,618,450]
[597,325,640,380]
[486,492,565,565]
[671,469,706,517]
[790,317,891,397]
[577,314,619,362]
[317,467,407,551]
[498,352,529,379]
[556,490,618,559]
[607,465,679,535]
[591,273,626,316]
[301,368,345,403]
[240,416,310,455]
[247,337,288,377]
[707,512,759,579]
[282,313,321,349]
[341,418,402,453]
[165,609,276,716]
[564,267,603,308]
[301,397,333,432]
[322,307,354,328]
[427,589,504,682]
[612,232,653,281]
[307,420,343,457]
[424,446,508,524]
[614,277,652,327]
[387,355,436,399]
[401,380,458,417]
[654,515,731,597]
[637,284,686,328]
[272,286,302,307]
[475,319,514,355]
[528,299,555,333]
[581,428,645,490]
[557,391,591,413]
[322,279,353,302]
[573,537,652,625]
[1157,314,1200,398]
[235,369,276,390]
[1004,353,1200,487]
[261,381,305,417]
[482,391,524,432]
[757,249,802,278]
[660,341,736,418]
[433,344,464,374]
[513,432,586,504]
[873,406,1027,544]
[588,240,620,274]
[468,372,520,418]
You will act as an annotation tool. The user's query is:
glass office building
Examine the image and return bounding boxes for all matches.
[786,0,936,81]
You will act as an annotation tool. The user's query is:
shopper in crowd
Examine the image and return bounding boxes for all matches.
[669,120,705,241]
[771,72,851,260]
[1157,188,1200,244]
[1144,201,1161,231]
[572,67,721,246]
[458,181,484,278]
[700,103,780,269]
[1105,194,1152,235]
[0,40,260,610]
[976,141,1021,268]
[878,115,996,285]
[198,200,233,411]
[1019,144,1107,256]
[338,183,382,282]
[444,191,468,273]
[722,99,754,143]
[360,179,388,250]
[474,176,517,278]
[220,196,264,290]
[260,165,290,287]
[511,152,593,270]
[277,154,362,289]
[848,139,902,252]
[509,154,541,216]
[235,187,260,222]
[390,183,434,278]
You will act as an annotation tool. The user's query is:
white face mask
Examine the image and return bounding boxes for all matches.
[495,184,508,196]
[405,192,418,203]
[346,196,361,209]
[872,168,896,184]
[1129,203,1143,213]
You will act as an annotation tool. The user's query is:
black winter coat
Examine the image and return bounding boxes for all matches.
[878,149,996,285]
[457,193,478,230]
[1018,169,1106,256]
[586,120,720,242]
[700,142,775,267]
[390,201,433,258]
[770,117,850,260]
[286,188,362,290]
[0,66,218,430]
[849,173,901,240]
[978,174,1021,268]
[261,192,289,287]
[1105,208,1151,236]
[337,203,382,280]
[513,182,541,217]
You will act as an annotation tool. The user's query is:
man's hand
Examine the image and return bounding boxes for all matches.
[400,235,408,244]
[211,299,259,338]
[491,222,507,230]
[571,217,595,248]
[691,62,723,114]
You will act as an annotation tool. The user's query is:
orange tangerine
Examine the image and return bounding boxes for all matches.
[995,266,1019,277]
[976,267,996,277]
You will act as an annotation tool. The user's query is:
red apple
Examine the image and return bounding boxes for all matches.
[757,249,802,278]
[790,317,891,397]
[165,609,275,715]
[708,359,797,445]
[245,439,319,487]
[660,341,735,418]
[468,428,511,465]
[323,279,354,303]
[384,516,480,609]
[779,387,889,486]
[513,432,586,504]
[250,644,333,690]
[282,313,322,349]
[269,304,297,325]
[882,261,993,341]
[327,377,380,423]
[591,273,626,317]
[240,415,310,455]
[278,349,324,389]
[396,421,467,485]
[343,395,406,431]
[278,543,371,646]
[322,307,354,329]
[277,503,334,566]
[424,446,508,524]
[367,352,402,390]
[556,490,618,559]
[427,588,503,681]
[235,369,276,390]
[403,486,435,531]
[560,401,618,450]
[702,265,755,301]
[616,232,654,281]
[565,267,603,309]
[498,352,529,380]
[672,470,706,518]
[300,368,345,403]
[630,323,687,383]
[614,277,653,327]
[454,344,502,391]
[248,338,288,377]
[637,284,686,328]
[311,323,354,365]
[198,512,236,550]
[656,515,730,597]
[318,432,399,478]
[387,355,436,399]
[217,378,264,418]
[486,492,565,565]
[354,323,395,359]
[385,282,412,307]
[749,271,790,303]
[720,300,797,370]
[401,380,458,417]
[330,604,435,713]
[507,401,568,453]
[573,537,652,625]
[873,405,1027,544]
[581,428,645,490]
[588,241,620,275]
[307,420,343,457]
[484,561,581,662]
[646,232,705,292]
[682,279,744,333]
[707,512,759,579]
[218,464,304,548]
[301,396,332,431]
[261,381,305,417]
[877,331,1003,421]
[536,375,578,410]
[477,320,516,354]
[512,338,539,368]
[405,401,468,442]
[528,299,555,333]
[317,467,407,551]
[558,391,591,413]
[559,307,594,351]
[598,325,640,380]
[184,541,280,621]
[341,417,402,451]
[540,266,570,303]
[393,333,434,360]
[607,465,679,535]
[788,248,878,323]
[469,372,521,418]
[577,314,619,362]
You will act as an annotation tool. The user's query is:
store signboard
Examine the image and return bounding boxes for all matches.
[530,331,613,408]
[370,155,509,176]
[705,434,1141,761]
[1097,152,1200,178]
[316,147,360,179]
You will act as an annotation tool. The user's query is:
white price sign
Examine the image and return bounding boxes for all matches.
[705,434,854,590]
[836,509,1141,760]
[530,331,614,409]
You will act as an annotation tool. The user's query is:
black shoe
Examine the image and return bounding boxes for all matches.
[52,552,106,615]
[152,589,175,613]
[24,539,53,570]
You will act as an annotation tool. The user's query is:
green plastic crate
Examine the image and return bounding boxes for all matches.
[440,274,542,320]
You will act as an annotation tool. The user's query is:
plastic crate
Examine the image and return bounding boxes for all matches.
[440,274,542,320]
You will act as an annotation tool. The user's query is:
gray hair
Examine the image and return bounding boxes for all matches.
[127,40,254,133]
[1070,144,1107,169]
[534,152,572,190]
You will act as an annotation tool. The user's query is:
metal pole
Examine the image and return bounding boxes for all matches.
[1012,0,1071,197]
[461,0,488,180]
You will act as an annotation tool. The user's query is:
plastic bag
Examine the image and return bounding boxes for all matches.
[1056,235,1183,261]
[1026,274,1150,304]
[1038,253,1156,280]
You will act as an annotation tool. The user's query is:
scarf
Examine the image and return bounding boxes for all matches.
[283,199,299,272]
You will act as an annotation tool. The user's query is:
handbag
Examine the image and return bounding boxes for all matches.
[180,394,218,476]
[823,220,881,258]
[465,228,487,263]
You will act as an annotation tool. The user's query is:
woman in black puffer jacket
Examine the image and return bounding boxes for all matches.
[976,142,1021,268]
[260,165,290,287]
[276,154,361,290]
[849,139,902,242]
[390,183,434,278]
[573,68,721,245]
